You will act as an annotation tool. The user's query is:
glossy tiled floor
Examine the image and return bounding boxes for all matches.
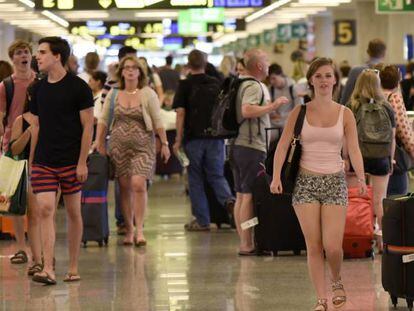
[0,178,405,310]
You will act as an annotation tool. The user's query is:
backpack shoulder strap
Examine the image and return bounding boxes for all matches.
[3,76,14,125]
[108,88,118,129]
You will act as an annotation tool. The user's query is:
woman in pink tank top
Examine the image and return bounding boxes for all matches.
[270,58,367,311]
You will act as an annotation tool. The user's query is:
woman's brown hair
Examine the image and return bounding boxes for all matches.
[379,65,400,90]
[306,57,340,98]
[117,56,148,90]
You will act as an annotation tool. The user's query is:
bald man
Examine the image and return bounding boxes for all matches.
[231,48,288,255]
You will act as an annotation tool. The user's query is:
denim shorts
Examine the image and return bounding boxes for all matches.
[292,171,348,207]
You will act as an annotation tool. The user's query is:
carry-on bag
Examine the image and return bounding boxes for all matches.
[81,153,110,247]
[382,194,414,310]
[205,160,234,228]
[253,171,306,256]
[0,153,27,216]
[342,186,374,259]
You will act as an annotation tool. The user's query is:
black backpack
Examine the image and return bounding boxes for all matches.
[2,76,14,128]
[186,75,221,139]
[211,76,263,138]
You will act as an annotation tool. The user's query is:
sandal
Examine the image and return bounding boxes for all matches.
[10,250,28,264]
[314,298,328,311]
[238,249,257,256]
[32,271,57,285]
[28,263,44,276]
[332,278,346,308]
[134,238,147,247]
[63,273,81,282]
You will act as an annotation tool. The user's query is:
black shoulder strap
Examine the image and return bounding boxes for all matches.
[270,85,275,102]
[3,76,14,125]
[289,85,294,103]
[294,105,307,139]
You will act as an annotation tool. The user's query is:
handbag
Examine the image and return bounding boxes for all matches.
[0,153,28,215]
[280,104,307,194]
[394,138,414,173]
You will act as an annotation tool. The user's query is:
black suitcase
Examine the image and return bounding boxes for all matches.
[81,153,110,247]
[205,160,234,228]
[382,195,414,310]
[252,172,306,256]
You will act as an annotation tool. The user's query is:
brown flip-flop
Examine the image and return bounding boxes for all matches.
[63,273,81,282]
[33,271,57,285]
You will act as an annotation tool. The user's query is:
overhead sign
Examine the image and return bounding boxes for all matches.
[69,21,178,37]
[376,0,414,13]
[96,35,212,51]
[276,24,291,43]
[334,20,356,46]
[291,24,307,39]
[207,19,246,34]
[35,0,269,10]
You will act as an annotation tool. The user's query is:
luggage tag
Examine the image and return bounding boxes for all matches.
[402,254,414,264]
[241,217,259,230]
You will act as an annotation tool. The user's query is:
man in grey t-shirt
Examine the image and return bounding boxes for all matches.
[231,49,289,256]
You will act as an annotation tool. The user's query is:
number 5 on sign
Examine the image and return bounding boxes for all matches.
[334,20,356,46]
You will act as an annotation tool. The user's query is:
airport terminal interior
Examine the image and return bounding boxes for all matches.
[1,0,414,310]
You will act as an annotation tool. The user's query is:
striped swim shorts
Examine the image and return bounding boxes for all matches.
[31,164,82,195]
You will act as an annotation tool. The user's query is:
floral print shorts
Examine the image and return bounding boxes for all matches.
[292,171,348,207]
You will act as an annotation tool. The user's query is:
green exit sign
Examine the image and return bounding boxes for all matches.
[376,0,414,13]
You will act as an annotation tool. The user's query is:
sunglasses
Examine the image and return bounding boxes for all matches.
[363,68,380,75]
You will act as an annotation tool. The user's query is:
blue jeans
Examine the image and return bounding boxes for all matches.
[184,139,234,226]
[387,171,408,196]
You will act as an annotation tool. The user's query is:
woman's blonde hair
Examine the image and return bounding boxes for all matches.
[350,69,385,110]
[117,56,148,90]
[220,55,236,78]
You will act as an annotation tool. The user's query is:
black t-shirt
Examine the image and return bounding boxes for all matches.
[30,73,94,167]
[172,73,220,140]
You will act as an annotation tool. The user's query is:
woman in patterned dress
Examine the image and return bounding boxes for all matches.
[96,56,170,246]
[379,65,414,195]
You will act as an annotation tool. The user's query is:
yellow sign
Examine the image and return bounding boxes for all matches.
[99,0,112,9]
[58,0,73,9]
[42,0,74,9]
[42,0,55,8]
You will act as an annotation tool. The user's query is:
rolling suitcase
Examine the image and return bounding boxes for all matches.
[205,160,234,228]
[342,186,374,259]
[253,172,306,256]
[382,194,414,310]
[81,153,110,247]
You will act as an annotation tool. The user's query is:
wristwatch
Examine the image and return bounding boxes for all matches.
[161,141,169,146]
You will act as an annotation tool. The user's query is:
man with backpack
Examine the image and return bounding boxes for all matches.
[0,40,36,153]
[231,49,289,255]
[0,40,36,267]
[172,49,234,231]
[268,63,302,141]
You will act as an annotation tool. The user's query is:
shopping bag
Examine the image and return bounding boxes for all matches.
[0,155,27,215]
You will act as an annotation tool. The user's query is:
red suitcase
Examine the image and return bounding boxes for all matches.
[343,186,374,259]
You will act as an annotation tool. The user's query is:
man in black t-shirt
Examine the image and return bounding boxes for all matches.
[30,37,94,285]
[172,50,234,231]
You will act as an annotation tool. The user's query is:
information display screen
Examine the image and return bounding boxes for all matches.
[35,0,269,10]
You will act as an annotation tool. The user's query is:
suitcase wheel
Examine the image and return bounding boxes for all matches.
[407,298,413,311]
[98,241,103,247]
[104,237,109,246]
[365,249,375,260]
[293,249,301,256]
[82,241,87,248]
[390,295,398,308]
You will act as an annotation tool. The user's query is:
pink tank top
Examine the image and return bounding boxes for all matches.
[300,106,345,174]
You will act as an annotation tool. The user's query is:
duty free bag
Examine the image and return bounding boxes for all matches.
[0,154,27,215]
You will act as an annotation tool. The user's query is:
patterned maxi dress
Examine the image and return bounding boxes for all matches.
[109,104,155,179]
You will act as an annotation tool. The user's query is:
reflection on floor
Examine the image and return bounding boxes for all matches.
[0,178,401,310]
